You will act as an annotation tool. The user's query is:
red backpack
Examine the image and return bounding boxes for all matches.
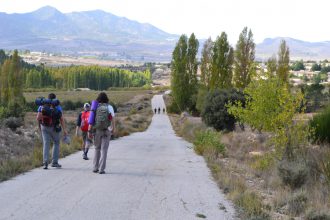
[80,111,90,132]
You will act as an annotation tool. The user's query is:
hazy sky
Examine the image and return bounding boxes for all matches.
[1,0,329,44]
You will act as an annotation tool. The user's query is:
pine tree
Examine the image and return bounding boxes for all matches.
[200,37,213,88]
[277,40,290,83]
[234,27,256,88]
[210,32,234,90]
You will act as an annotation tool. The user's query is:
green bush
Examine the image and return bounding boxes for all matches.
[0,106,8,119]
[310,105,330,144]
[193,130,225,157]
[167,101,181,114]
[278,159,308,189]
[251,153,275,172]
[201,89,245,131]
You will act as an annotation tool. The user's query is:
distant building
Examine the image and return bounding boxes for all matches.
[76,88,91,91]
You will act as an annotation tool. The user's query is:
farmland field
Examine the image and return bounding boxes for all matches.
[24,89,153,105]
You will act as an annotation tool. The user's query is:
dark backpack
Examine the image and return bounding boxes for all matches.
[95,103,111,130]
[41,105,62,129]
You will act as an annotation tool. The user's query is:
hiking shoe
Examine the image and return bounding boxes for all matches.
[93,169,99,173]
[99,171,105,174]
[83,154,89,160]
[51,163,62,168]
[43,162,48,170]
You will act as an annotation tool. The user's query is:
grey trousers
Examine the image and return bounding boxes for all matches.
[41,125,60,164]
[93,129,111,172]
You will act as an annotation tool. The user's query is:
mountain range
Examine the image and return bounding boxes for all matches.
[256,37,330,61]
[0,6,329,62]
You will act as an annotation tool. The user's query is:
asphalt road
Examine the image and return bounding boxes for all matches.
[0,95,236,220]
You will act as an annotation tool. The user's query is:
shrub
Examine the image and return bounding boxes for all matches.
[306,210,330,220]
[0,106,8,119]
[193,129,225,157]
[278,159,308,189]
[234,191,270,219]
[287,191,307,216]
[201,89,245,131]
[166,101,180,114]
[24,101,37,112]
[7,100,26,118]
[317,150,330,186]
[129,107,137,115]
[310,105,330,144]
[61,100,75,110]
[251,153,275,172]
[3,117,24,131]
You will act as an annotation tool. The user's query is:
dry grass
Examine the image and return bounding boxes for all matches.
[167,114,330,219]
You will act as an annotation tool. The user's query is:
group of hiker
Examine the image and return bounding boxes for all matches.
[154,107,166,114]
[36,92,115,174]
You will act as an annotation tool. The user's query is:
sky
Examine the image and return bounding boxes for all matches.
[0,0,329,44]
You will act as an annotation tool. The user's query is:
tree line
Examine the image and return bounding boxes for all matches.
[24,65,151,90]
[0,49,151,91]
[170,27,291,114]
[0,49,151,119]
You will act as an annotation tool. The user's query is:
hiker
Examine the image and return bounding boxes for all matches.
[158,107,161,114]
[75,103,92,160]
[88,92,116,174]
[163,108,165,114]
[154,108,157,114]
[37,93,67,169]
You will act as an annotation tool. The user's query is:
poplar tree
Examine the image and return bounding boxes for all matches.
[187,33,199,102]
[266,55,277,77]
[277,40,290,83]
[200,37,213,88]
[210,32,234,90]
[0,59,10,105]
[171,34,188,111]
[171,33,199,111]
[234,27,256,88]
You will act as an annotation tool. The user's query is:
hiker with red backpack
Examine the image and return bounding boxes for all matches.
[75,103,92,160]
[88,92,115,174]
[36,93,67,170]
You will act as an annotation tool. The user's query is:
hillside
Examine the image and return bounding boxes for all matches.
[1,7,330,61]
[0,6,177,62]
[256,37,330,60]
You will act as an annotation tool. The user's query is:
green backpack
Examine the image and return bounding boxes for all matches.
[95,103,111,130]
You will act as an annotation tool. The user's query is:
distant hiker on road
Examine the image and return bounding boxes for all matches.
[163,108,165,114]
[76,103,92,160]
[154,108,157,114]
[158,107,160,114]
[88,92,116,174]
[36,93,67,170]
